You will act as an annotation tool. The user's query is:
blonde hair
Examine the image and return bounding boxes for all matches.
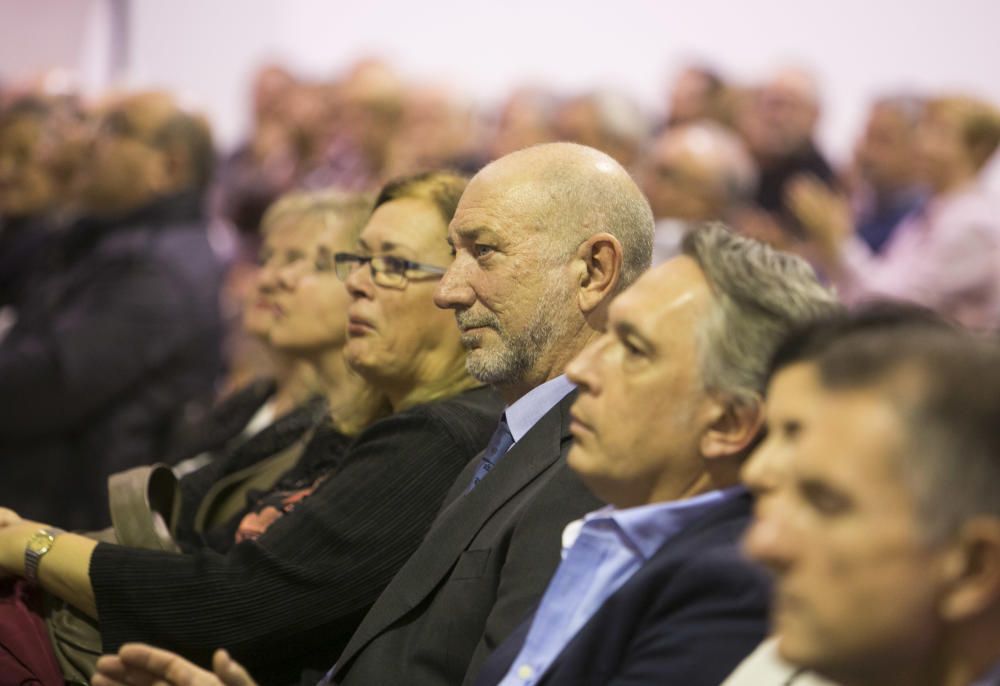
[260,189,374,245]
[927,95,1000,171]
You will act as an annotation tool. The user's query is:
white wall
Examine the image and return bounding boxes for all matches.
[0,0,110,94]
[3,0,1000,179]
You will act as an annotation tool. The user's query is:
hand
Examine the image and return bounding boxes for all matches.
[92,644,258,686]
[786,175,854,260]
[0,507,22,529]
[0,513,34,578]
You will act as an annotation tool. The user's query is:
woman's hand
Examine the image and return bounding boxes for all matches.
[0,513,42,576]
[92,644,259,686]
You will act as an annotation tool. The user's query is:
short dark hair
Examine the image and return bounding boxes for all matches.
[373,170,469,225]
[766,301,953,384]
[152,111,215,195]
[768,302,1000,541]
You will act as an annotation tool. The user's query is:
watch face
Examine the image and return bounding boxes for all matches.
[27,532,54,555]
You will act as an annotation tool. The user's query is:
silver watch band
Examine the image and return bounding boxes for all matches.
[24,527,63,584]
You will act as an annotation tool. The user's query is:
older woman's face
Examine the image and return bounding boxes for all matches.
[343,197,459,393]
[253,212,352,352]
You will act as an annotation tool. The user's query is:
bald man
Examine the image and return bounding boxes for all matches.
[740,67,836,236]
[326,142,653,686]
[92,143,655,686]
[638,121,758,263]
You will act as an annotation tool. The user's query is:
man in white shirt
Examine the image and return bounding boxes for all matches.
[740,308,1000,686]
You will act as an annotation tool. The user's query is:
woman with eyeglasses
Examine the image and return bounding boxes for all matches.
[168,189,392,549]
[0,171,503,686]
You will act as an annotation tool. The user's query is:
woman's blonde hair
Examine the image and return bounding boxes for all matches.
[261,189,375,245]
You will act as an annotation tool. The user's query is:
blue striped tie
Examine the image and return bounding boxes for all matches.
[465,415,514,492]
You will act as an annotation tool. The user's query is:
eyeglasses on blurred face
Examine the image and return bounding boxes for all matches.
[333,252,447,289]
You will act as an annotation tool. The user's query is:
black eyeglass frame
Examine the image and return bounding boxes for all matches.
[333,252,447,288]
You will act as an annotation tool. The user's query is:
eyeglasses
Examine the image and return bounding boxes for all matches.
[333,252,447,289]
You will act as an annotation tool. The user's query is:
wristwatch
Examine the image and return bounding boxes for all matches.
[24,527,63,584]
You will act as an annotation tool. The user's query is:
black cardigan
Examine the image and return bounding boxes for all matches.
[90,386,503,685]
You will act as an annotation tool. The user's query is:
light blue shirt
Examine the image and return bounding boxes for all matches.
[496,486,747,686]
[505,374,576,443]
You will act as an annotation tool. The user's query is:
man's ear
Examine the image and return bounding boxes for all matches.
[700,393,765,461]
[939,517,1000,622]
[576,232,624,318]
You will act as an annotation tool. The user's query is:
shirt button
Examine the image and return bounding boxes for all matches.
[517,664,535,680]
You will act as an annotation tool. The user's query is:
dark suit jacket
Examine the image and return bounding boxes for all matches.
[473,492,771,686]
[331,390,603,686]
[91,387,503,685]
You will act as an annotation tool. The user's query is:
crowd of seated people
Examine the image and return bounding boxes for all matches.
[0,58,998,686]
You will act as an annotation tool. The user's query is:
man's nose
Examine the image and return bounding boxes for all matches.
[742,503,795,575]
[434,257,475,310]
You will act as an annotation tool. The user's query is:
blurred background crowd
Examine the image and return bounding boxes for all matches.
[1,0,999,530]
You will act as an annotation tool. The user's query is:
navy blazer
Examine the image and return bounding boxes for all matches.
[473,492,771,686]
[332,391,603,686]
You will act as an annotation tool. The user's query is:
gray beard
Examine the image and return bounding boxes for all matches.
[457,278,570,387]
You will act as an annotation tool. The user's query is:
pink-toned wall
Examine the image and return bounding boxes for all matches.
[2,0,999,182]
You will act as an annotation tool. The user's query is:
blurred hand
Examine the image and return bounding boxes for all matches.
[92,644,258,686]
[786,175,853,259]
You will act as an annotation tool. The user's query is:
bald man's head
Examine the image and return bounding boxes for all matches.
[641,121,757,221]
[466,142,653,291]
[435,142,654,400]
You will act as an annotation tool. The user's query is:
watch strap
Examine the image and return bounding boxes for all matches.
[24,527,63,584]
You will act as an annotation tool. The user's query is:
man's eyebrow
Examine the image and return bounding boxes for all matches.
[451,226,492,242]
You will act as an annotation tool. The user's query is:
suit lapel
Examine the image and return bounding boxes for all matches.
[343,391,575,656]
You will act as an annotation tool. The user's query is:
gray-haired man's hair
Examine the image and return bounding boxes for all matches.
[681,222,840,403]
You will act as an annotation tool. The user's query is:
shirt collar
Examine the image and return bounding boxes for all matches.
[504,374,576,443]
[574,485,747,560]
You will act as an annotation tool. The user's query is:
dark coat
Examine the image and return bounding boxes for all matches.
[90,386,503,685]
[331,391,604,686]
[0,193,224,530]
[473,492,771,686]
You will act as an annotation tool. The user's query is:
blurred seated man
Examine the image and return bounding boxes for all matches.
[0,95,84,311]
[738,67,836,239]
[788,95,1000,331]
[663,64,730,128]
[554,91,649,169]
[739,313,1000,686]
[849,96,927,253]
[489,87,559,161]
[384,85,486,178]
[302,58,405,192]
[783,96,926,262]
[0,91,224,530]
[90,225,839,686]
[638,121,757,263]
